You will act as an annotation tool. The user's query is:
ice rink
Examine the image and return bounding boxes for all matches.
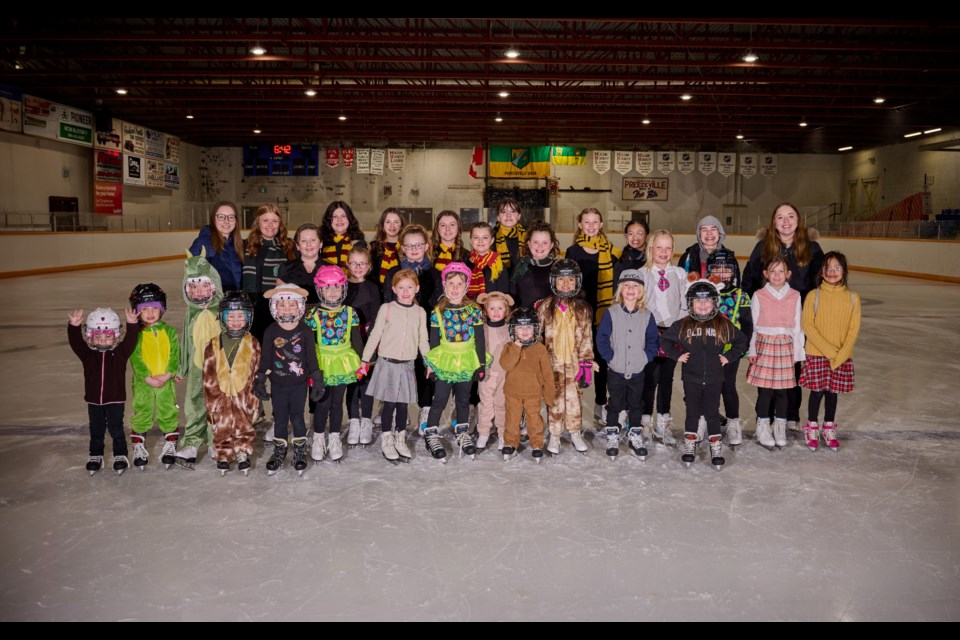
[0,262,957,621]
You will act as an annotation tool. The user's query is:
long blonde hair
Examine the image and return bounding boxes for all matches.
[246,203,295,259]
[613,280,648,310]
[644,229,676,272]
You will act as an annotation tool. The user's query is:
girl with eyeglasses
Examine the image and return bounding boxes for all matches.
[189,201,244,291]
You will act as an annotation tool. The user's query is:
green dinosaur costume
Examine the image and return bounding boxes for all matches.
[130,320,180,434]
[177,249,224,453]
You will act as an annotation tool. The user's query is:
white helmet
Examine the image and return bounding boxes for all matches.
[265,283,308,323]
[83,308,124,351]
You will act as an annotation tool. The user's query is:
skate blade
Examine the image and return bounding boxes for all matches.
[267,469,280,476]
[219,469,228,477]
[88,470,99,476]
[241,469,249,476]
[115,469,126,476]
[297,469,305,476]
[174,458,196,470]
[713,464,723,471]
[684,461,693,468]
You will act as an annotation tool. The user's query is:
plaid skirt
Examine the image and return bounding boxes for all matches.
[747,334,796,389]
[799,355,855,393]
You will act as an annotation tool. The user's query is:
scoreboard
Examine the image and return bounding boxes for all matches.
[243,143,319,176]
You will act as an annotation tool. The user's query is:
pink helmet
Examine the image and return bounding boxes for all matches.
[314,265,348,308]
[441,261,472,283]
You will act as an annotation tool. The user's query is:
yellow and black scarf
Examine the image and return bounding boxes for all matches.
[494,223,526,270]
[322,234,352,269]
[574,232,621,324]
[467,250,503,297]
[377,242,398,284]
[433,243,456,273]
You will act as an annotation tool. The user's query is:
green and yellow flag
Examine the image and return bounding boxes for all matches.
[552,146,587,166]
[489,146,551,178]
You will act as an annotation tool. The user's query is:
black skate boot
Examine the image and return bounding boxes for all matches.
[626,426,648,461]
[423,426,447,463]
[86,455,103,476]
[531,448,544,464]
[217,460,230,476]
[266,439,288,476]
[160,433,178,469]
[709,435,725,471]
[604,426,620,459]
[454,423,476,460]
[502,445,517,461]
[131,433,148,470]
[113,455,129,476]
[237,452,252,476]
[681,433,697,468]
[292,437,308,476]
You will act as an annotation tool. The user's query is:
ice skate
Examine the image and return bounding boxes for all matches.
[347,418,361,446]
[547,434,561,456]
[160,433,178,469]
[604,426,620,459]
[266,439,288,476]
[640,414,653,439]
[393,430,412,462]
[292,438,308,476]
[327,432,344,463]
[726,418,743,447]
[310,431,326,462]
[454,423,476,460]
[696,416,707,443]
[755,418,775,449]
[802,421,821,452]
[520,419,529,444]
[476,434,490,450]
[359,418,374,446]
[237,451,251,476]
[531,448,544,464]
[131,434,149,470]
[263,424,274,443]
[681,433,697,468]
[207,443,217,461]
[373,413,382,429]
[86,455,103,476]
[423,426,447,463]
[594,404,607,426]
[786,420,801,432]
[497,434,505,451]
[380,431,400,463]
[502,445,517,461]
[570,431,588,454]
[708,434,725,471]
[627,426,648,461]
[773,418,788,449]
[217,460,230,476]
[175,445,198,470]
[822,422,840,452]
[653,413,676,446]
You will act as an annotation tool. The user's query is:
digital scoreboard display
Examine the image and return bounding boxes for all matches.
[242,143,320,176]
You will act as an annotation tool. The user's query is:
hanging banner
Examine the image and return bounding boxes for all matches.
[623,177,668,201]
[698,152,716,176]
[0,84,22,133]
[677,151,695,175]
[325,147,340,168]
[614,151,633,175]
[146,159,165,188]
[95,117,122,152]
[356,148,370,174]
[94,180,122,215]
[739,153,758,178]
[124,155,146,186]
[370,148,386,175]
[657,151,675,174]
[489,146,552,178]
[23,95,93,146]
[551,146,586,166]
[718,153,737,177]
[145,128,165,160]
[760,154,779,177]
[592,150,611,175]
[122,122,146,157]
[165,135,180,163]
[468,146,484,178]
[164,162,180,190]
[636,151,654,176]
[94,149,122,183]
[342,148,355,168]
[388,148,405,173]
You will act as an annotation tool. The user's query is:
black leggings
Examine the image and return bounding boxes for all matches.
[721,358,742,419]
[641,356,677,415]
[313,385,347,433]
[272,383,308,441]
[346,377,374,420]
[88,403,127,457]
[416,356,434,409]
[808,391,839,423]
[757,388,788,421]
[592,324,609,406]
[380,401,409,433]
[683,381,723,437]
[428,380,471,428]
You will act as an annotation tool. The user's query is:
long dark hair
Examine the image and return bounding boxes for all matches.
[371,207,406,257]
[431,210,467,258]
[519,220,560,259]
[320,200,364,244]
[816,251,849,288]
[246,203,295,260]
[208,201,244,257]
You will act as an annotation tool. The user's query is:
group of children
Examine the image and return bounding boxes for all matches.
[70,200,862,475]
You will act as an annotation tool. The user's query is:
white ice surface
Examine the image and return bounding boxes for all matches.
[0,264,957,621]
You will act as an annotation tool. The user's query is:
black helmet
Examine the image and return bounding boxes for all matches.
[686,280,720,321]
[508,307,540,346]
[549,258,582,298]
[705,248,740,293]
[218,291,254,338]
[129,283,167,316]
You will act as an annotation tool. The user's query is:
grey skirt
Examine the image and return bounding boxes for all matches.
[365,358,418,404]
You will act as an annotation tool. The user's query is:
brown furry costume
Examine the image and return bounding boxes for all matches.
[537,296,594,436]
[202,334,261,462]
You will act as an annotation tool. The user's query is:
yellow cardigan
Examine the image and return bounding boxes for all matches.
[801,283,861,370]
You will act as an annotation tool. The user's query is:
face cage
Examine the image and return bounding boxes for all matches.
[221,310,252,338]
[508,322,541,346]
[269,296,306,323]
[316,285,347,309]
[184,279,216,307]
[550,273,582,298]
[688,296,720,322]
[707,265,738,293]
[84,326,123,352]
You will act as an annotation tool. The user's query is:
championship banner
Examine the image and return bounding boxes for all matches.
[698,152,716,176]
[760,154,779,177]
[552,146,586,166]
[388,148,405,173]
[592,150,611,175]
[718,153,737,178]
[0,84,22,133]
[370,148,385,175]
[614,151,633,175]
[356,148,370,174]
[636,151,654,176]
[739,153,757,178]
[325,147,340,168]
[123,155,146,186]
[146,159,165,188]
[94,180,122,215]
[122,122,146,157]
[165,136,180,163]
[164,163,180,190]
[623,177,668,201]
[677,151,695,175]
[342,148,355,168]
[145,128,164,160]
[489,146,551,178]
[657,151,675,174]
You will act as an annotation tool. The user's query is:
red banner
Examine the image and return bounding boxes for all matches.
[341,148,355,168]
[94,180,122,215]
[325,147,340,168]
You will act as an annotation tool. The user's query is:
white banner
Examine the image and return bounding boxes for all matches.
[122,122,146,157]
[145,128,165,159]
[23,95,94,147]
[123,155,146,186]
[165,136,180,163]
[370,148,386,175]
[614,151,632,175]
[95,117,122,151]
[146,159,165,188]
[657,151,675,174]
[593,150,611,174]
[698,152,716,176]
[739,153,758,178]
[164,162,180,190]
[356,148,370,174]
[0,85,21,133]
[636,151,654,176]
[718,153,737,178]
[677,151,695,175]
[388,148,405,173]
[760,154,779,177]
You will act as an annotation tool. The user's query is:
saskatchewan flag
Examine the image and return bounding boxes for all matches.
[552,146,587,166]
[489,146,552,178]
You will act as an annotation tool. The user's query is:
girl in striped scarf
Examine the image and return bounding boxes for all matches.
[431,210,469,274]
[320,200,367,269]
[369,207,405,285]
[467,222,508,297]
[493,197,526,278]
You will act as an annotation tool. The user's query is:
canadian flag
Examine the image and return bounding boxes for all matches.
[468,146,484,179]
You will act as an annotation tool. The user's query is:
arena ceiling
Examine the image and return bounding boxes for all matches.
[3,17,960,153]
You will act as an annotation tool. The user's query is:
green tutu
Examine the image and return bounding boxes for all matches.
[424,341,492,383]
[317,342,361,386]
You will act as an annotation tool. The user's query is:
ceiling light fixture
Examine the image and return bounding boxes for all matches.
[115,88,128,95]
[903,131,922,138]
[186,114,194,120]
[498,91,510,98]
[642,118,651,125]
[924,128,942,135]
[873,96,886,104]
[504,48,520,59]
[736,134,744,140]
[742,50,759,63]
[680,94,692,101]
[838,146,853,151]
[799,118,808,127]
[250,45,266,56]
[304,89,317,97]
[338,115,347,121]
[253,128,262,134]
[495,115,504,123]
